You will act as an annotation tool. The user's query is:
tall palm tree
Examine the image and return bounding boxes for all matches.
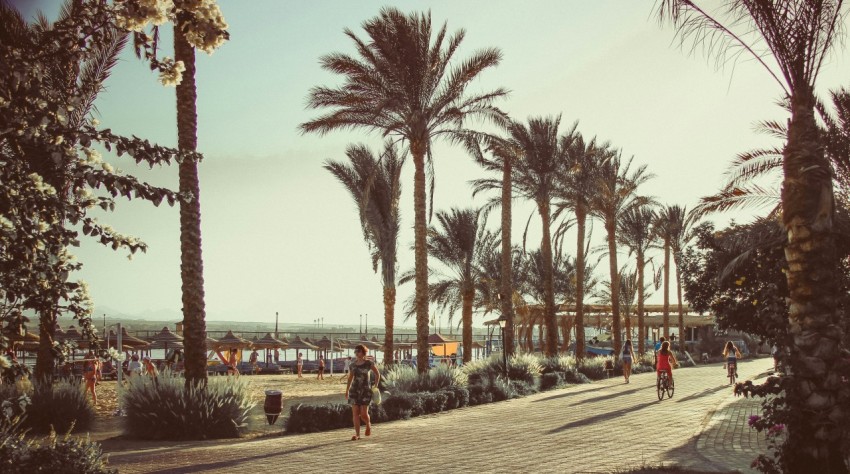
[618,205,657,355]
[595,268,644,342]
[325,143,404,365]
[670,207,694,351]
[653,205,682,342]
[401,208,489,362]
[472,117,571,357]
[300,8,506,372]
[555,133,607,360]
[657,2,848,469]
[173,24,208,384]
[588,152,653,359]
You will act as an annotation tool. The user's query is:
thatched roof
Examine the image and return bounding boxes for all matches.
[252,333,288,349]
[287,336,319,351]
[217,330,251,349]
[427,333,455,345]
[151,327,183,343]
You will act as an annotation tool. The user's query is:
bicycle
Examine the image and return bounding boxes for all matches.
[727,361,737,385]
[657,371,674,400]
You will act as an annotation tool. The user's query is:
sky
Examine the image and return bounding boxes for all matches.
[16,1,850,328]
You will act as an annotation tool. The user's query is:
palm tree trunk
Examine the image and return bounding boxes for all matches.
[538,200,558,357]
[411,140,430,374]
[636,253,646,355]
[675,261,684,352]
[574,206,587,361]
[662,239,670,339]
[174,26,207,386]
[606,221,622,359]
[559,315,571,352]
[383,286,395,366]
[500,155,515,356]
[462,288,473,363]
[782,90,844,472]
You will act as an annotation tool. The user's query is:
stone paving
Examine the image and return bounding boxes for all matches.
[105,357,774,474]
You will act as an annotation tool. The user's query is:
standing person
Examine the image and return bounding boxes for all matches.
[654,336,666,353]
[621,339,635,384]
[656,341,677,388]
[723,341,742,379]
[142,356,158,378]
[249,349,260,374]
[83,350,98,404]
[317,354,325,380]
[343,356,352,375]
[226,349,239,376]
[345,344,381,441]
[296,352,304,378]
[127,354,142,376]
[771,343,780,373]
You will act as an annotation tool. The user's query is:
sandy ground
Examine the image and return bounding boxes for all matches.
[87,372,349,444]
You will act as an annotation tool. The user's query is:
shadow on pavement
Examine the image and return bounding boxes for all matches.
[547,400,657,434]
[674,384,730,403]
[124,442,331,473]
[565,386,649,406]
[531,383,610,403]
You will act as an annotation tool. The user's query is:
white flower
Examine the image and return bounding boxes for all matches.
[82,148,103,165]
[91,118,100,126]
[53,135,64,145]
[158,58,185,87]
[0,215,13,231]
[0,355,9,369]
[102,162,115,173]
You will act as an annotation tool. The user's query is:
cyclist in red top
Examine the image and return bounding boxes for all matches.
[656,341,678,388]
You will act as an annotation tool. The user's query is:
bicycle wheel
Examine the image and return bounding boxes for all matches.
[657,378,665,400]
[667,383,674,398]
[728,367,736,385]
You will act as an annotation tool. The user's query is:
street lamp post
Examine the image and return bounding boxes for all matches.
[497,314,509,379]
[275,311,279,339]
[360,314,362,334]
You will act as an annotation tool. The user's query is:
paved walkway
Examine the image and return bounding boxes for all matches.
[105,358,774,473]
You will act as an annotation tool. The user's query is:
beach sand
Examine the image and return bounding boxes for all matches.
[88,372,349,442]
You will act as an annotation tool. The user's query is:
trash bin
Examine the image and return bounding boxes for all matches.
[264,390,282,425]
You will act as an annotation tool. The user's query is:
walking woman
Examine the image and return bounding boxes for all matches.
[345,344,381,441]
[621,339,635,384]
[296,352,304,378]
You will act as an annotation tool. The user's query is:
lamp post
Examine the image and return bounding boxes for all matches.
[360,314,362,334]
[275,311,279,339]
[497,314,509,379]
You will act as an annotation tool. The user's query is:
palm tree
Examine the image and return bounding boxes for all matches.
[472,117,571,357]
[401,208,490,362]
[618,205,657,354]
[325,143,404,365]
[300,8,506,372]
[588,152,653,359]
[555,133,606,360]
[653,205,680,342]
[657,2,848,469]
[595,269,645,343]
[172,23,209,384]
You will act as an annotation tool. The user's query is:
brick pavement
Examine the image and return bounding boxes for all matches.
[105,357,774,474]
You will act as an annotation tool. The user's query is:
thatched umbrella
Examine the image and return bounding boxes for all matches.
[205,336,220,350]
[357,335,382,351]
[252,333,288,363]
[288,336,319,359]
[118,328,150,350]
[62,326,89,350]
[214,330,251,368]
[149,326,184,356]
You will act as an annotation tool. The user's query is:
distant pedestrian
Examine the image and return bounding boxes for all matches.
[317,355,325,380]
[654,336,666,354]
[621,339,635,384]
[344,356,352,374]
[345,344,381,441]
[128,354,142,376]
[83,350,98,404]
[771,344,780,373]
[143,356,158,378]
[296,352,304,378]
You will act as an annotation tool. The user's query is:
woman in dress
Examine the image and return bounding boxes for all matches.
[345,344,381,441]
[621,339,635,384]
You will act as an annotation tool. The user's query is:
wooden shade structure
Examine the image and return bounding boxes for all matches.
[206,336,220,350]
[316,336,343,353]
[252,333,288,350]
[357,335,382,350]
[217,330,251,350]
[61,326,89,348]
[149,326,184,353]
[287,336,319,351]
[10,331,39,351]
[106,330,149,349]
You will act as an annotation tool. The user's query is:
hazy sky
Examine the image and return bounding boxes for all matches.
[19,1,850,328]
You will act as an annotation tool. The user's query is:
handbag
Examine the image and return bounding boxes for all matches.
[371,386,382,405]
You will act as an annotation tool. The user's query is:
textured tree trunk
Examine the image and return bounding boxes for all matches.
[575,206,587,361]
[411,140,430,374]
[675,262,685,352]
[500,155,515,356]
[175,26,207,386]
[383,286,395,366]
[662,239,670,339]
[782,90,844,472]
[606,221,622,359]
[34,311,57,382]
[636,253,646,355]
[538,200,558,357]
[462,288,473,363]
[559,315,571,352]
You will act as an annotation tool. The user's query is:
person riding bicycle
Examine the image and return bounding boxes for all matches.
[656,341,677,388]
[723,341,742,378]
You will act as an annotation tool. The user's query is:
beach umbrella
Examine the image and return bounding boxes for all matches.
[216,330,251,350]
[149,339,185,350]
[250,333,288,364]
[206,336,220,350]
[62,326,90,349]
[357,335,382,351]
[119,328,151,349]
[287,336,319,351]
[149,326,184,354]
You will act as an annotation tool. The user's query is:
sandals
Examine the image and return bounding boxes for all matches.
[351,435,360,441]
[365,426,371,437]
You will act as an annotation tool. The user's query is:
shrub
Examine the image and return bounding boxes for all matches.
[383,364,467,394]
[562,370,591,385]
[122,372,255,440]
[0,420,115,474]
[490,377,517,401]
[577,356,614,380]
[285,403,351,433]
[467,383,493,406]
[541,355,577,374]
[465,354,541,390]
[24,379,94,434]
[540,372,563,391]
